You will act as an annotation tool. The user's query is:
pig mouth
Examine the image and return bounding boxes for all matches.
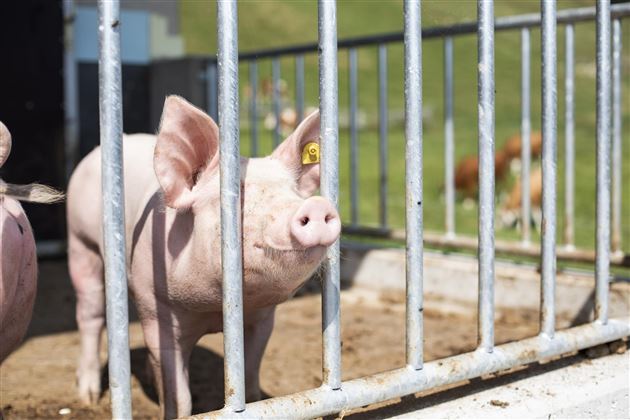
[254,242,326,261]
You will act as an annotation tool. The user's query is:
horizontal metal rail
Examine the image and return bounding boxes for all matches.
[191,317,630,419]
[342,226,630,267]
[232,4,630,60]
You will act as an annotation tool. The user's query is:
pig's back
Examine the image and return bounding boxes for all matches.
[67,134,159,249]
[0,197,37,363]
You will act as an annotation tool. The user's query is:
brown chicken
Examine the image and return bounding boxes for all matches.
[454,148,512,198]
[503,131,543,160]
[499,166,543,229]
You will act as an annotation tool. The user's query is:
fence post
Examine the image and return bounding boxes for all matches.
[611,18,623,255]
[477,0,495,353]
[318,0,342,391]
[404,0,424,370]
[595,0,611,324]
[520,27,531,246]
[349,48,359,226]
[564,24,575,249]
[249,60,259,157]
[217,0,246,412]
[444,36,455,238]
[97,1,132,417]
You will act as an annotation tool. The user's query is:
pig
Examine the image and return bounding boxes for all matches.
[454,148,512,199]
[66,96,341,418]
[499,166,542,230]
[0,121,63,364]
[502,131,543,161]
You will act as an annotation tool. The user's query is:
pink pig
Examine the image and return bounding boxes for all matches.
[66,96,340,418]
[0,122,63,365]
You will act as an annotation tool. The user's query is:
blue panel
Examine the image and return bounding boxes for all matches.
[74,6,149,65]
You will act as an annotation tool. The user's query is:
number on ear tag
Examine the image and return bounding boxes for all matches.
[302,141,320,164]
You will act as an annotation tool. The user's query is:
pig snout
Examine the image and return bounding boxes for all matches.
[290,197,340,248]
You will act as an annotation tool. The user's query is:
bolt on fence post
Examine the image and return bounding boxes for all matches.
[217,0,246,412]
[249,60,259,157]
[296,54,305,122]
[318,0,342,390]
[378,43,389,229]
[611,18,622,255]
[477,0,495,353]
[595,0,611,324]
[404,0,424,370]
[564,23,575,249]
[63,0,79,181]
[444,36,455,238]
[349,47,359,226]
[207,60,218,122]
[520,27,532,246]
[97,1,132,418]
[540,0,558,338]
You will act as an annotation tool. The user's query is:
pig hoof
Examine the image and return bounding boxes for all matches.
[77,370,101,404]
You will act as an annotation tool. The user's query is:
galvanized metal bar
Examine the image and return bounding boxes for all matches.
[564,24,575,248]
[198,318,630,419]
[295,54,305,122]
[349,47,359,226]
[540,0,558,338]
[318,0,342,390]
[207,60,218,122]
[595,0,611,324]
[272,57,281,148]
[611,18,623,255]
[477,0,495,353]
[234,4,630,60]
[249,60,258,157]
[520,27,532,245]
[63,0,79,181]
[96,1,132,418]
[403,0,423,370]
[378,43,389,228]
[444,36,455,238]
[217,0,246,412]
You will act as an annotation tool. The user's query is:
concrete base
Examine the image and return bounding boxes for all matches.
[380,351,629,419]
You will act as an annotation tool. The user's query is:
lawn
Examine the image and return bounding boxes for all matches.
[179,0,630,260]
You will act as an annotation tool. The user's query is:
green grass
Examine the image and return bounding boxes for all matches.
[180,1,630,261]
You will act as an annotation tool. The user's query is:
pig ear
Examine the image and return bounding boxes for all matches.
[154,96,219,209]
[272,110,320,196]
[0,121,11,168]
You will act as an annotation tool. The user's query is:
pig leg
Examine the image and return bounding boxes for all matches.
[142,313,199,419]
[68,234,105,404]
[244,307,276,402]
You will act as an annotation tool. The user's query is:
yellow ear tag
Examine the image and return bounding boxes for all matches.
[301,141,320,165]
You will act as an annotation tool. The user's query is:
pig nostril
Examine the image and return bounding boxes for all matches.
[324,215,333,223]
[300,217,309,226]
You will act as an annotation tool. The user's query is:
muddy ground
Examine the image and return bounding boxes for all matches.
[1,260,545,419]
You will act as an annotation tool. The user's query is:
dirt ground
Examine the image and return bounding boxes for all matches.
[0,260,543,419]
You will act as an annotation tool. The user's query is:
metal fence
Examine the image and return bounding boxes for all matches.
[90,0,630,418]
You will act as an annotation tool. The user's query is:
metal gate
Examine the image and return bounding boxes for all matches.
[91,1,629,419]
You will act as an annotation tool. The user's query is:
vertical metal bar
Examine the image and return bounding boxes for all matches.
[96,1,132,418]
[217,0,246,411]
[318,0,341,390]
[296,54,305,122]
[477,0,495,353]
[272,57,281,148]
[404,0,423,370]
[349,48,359,226]
[444,36,455,238]
[249,60,259,157]
[378,44,389,228]
[564,24,575,248]
[595,0,611,324]
[207,60,218,122]
[540,0,557,338]
[521,27,532,245]
[611,19,623,255]
[63,0,79,181]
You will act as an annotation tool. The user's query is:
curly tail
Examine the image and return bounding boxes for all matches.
[0,180,65,204]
